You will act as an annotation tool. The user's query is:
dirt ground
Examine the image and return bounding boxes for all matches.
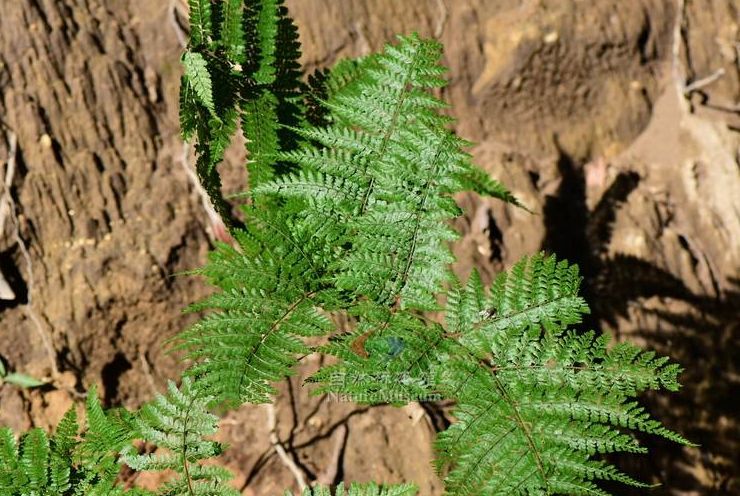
[0,1,738,494]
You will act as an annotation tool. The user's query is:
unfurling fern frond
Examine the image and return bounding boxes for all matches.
[436,254,692,495]
[290,481,418,496]
[122,378,239,496]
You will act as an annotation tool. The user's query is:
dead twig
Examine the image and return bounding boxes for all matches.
[169,0,188,48]
[684,68,726,95]
[671,0,688,109]
[351,21,371,56]
[403,401,435,432]
[266,401,308,491]
[139,351,159,396]
[0,132,17,300]
[177,142,228,242]
[2,131,59,379]
[434,0,448,39]
[0,131,16,235]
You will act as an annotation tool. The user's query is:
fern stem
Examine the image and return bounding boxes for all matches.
[235,290,317,395]
[181,394,196,496]
[357,41,422,216]
[392,138,446,299]
[489,373,551,493]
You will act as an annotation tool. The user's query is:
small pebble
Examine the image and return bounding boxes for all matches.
[40,134,52,149]
[543,31,559,44]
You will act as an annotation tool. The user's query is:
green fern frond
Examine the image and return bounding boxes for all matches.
[240,0,305,187]
[251,0,279,85]
[0,393,139,496]
[457,253,590,354]
[305,57,370,126]
[174,210,335,406]
[0,429,21,492]
[253,33,520,404]
[181,0,308,223]
[21,429,50,493]
[258,34,496,312]
[310,307,448,404]
[179,76,200,141]
[49,408,78,494]
[241,90,281,186]
[457,164,522,206]
[77,385,137,473]
[436,255,692,495]
[122,378,239,496]
[180,46,241,227]
[182,51,216,115]
[220,0,245,65]
[291,481,418,496]
[187,0,213,48]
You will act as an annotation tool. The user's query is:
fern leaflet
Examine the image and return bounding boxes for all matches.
[122,378,239,496]
[173,211,334,406]
[436,255,693,495]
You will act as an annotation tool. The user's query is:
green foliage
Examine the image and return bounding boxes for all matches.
[187,0,212,48]
[122,378,239,496]
[435,255,692,495]
[309,307,448,405]
[241,0,305,187]
[252,34,515,404]
[0,388,142,496]
[0,381,236,495]
[180,0,239,228]
[172,3,687,493]
[259,34,467,310]
[0,359,45,388]
[219,0,246,65]
[182,52,216,115]
[173,212,333,406]
[179,0,306,216]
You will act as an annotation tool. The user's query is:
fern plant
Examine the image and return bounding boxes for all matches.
[0,1,690,495]
[0,386,143,496]
[435,255,691,495]
[121,378,239,496]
